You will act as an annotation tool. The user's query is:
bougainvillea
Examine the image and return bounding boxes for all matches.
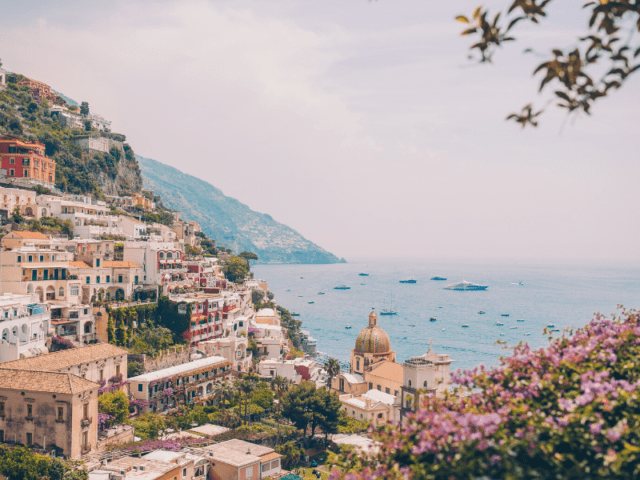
[51,336,74,350]
[116,436,211,454]
[331,308,640,479]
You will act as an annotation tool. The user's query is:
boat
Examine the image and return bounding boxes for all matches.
[298,295,303,297]
[379,293,397,316]
[360,282,366,285]
[510,326,518,329]
[345,324,352,329]
[308,301,314,304]
[409,323,416,327]
[462,324,469,328]
[478,311,486,314]
[517,319,525,322]
[431,276,447,281]
[334,285,351,290]
[318,292,325,295]
[300,277,304,279]
[291,313,300,316]
[551,329,560,332]
[429,317,437,321]
[501,314,510,317]
[358,273,369,276]
[524,333,531,336]
[286,289,291,292]
[399,278,417,284]
[547,324,555,328]
[444,280,488,291]
[442,328,445,331]
[496,322,504,326]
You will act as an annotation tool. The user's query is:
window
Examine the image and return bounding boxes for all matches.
[138,384,143,392]
[70,286,79,296]
[106,275,110,283]
[159,252,164,259]
[28,256,33,263]
[17,255,21,263]
[23,170,28,177]
[368,383,373,390]
[182,468,187,478]
[31,270,37,281]
[43,269,48,280]
[0,401,4,416]
[57,407,64,422]
[99,370,104,381]
[96,276,100,284]
[378,413,383,419]
[86,276,91,284]
[245,466,253,479]
[59,287,64,297]
[26,432,33,445]
[134,276,139,284]
[9,157,14,164]
[22,158,29,165]
[377,385,381,391]
[116,365,120,377]
[356,359,360,371]
[386,388,390,394]
[84,309,88,315]
[423,381,428,387]
[118,275,123,283]
[82,432,87,448]
[96,259,100,267]
[0,431,3,442]
[9,169,14,176]
[83,403,89,420]
[408,380,412,387]
[27,404,33,419]
[39,255,44,262]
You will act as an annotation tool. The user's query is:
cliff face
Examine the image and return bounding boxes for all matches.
[138,155,346,265]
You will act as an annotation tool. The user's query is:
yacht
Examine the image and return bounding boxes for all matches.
[308,301,314,304]
[431,276,447,281]
[334,285,351,290]
[317,292,325,295]
[358,273,369,276]
[517,319,525,322]
[478,311,486,314]
[547,324,555,328]
[429,317,437,321]
[444,280,488,291]
[345,324,352,329]
[291,313,300,316]
[462,324,469,328]
[501,314,510,317]
[380,293,397,316]
[400,278,417,284]
[496,322,504,326]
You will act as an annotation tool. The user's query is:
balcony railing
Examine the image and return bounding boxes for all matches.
[81,417,92,427]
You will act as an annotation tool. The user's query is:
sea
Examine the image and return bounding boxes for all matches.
[253,258,640,372]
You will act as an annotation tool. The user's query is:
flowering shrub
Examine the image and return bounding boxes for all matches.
[331,309,640,479]
[51,336,74,350]
[116,436,210,454]
[98,413,115,431]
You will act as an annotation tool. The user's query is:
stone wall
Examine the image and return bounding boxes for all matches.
[128,346,191,374]
[97,424,135,451]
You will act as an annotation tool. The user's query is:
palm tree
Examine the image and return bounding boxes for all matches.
[237,374,258,424]
[324,357,341,390]
[214,381,235,411]
[271,376,290,445]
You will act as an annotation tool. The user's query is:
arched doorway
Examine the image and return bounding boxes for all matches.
[24,206,34,216]
[206,383,213,394]
[84,322,93,334]
[35,286,44,302]
[46,285,55,300]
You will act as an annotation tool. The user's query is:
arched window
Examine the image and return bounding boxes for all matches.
[159,252,164,259]
[423,381,428,387]
[356,358,360,371]
[166,252,173,259]
[408,380,412,387]
[59,287,64,297]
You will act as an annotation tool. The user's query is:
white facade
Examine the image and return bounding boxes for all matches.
[123,240,185,287]
[0,293,51,362]
[199,336,252,373]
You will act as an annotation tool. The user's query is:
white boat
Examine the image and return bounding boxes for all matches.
[510,326,518,329]
[462,324,469,328]
[345,324,352,329]
[444,280,488,291]
[496,322,504,326]
[380,293,397,316]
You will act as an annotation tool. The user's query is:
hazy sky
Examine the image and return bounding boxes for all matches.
[1,1,638,262]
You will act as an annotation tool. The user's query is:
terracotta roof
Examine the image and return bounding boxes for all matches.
[68,261,92,268]
[367,361,403,384]
[0,343,128,372]
[260,452,282,463]
[103,261,141,268]
[6,231,49,240]
[0,369,99,394]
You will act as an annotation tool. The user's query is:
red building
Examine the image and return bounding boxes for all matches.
[0,135,56,187]
[17,77,58,103]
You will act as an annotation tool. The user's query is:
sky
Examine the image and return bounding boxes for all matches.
[1,0,638,263]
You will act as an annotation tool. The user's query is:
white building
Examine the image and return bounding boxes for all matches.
[142,451,209,480]
[128,355,230,412]
[199,336,252,373]
[123,240,186,289]
[339,389,400,427]
[250,323,285,360]
[0,293,51,362]
[258,357,323,385]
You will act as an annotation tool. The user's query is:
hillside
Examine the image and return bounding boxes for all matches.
[138,156,345,264]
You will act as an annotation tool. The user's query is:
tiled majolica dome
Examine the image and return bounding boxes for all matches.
[355,311,391,354]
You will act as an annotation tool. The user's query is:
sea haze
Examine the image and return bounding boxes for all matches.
[253,258,640,372]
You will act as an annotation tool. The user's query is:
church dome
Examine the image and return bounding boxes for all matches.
[355,310,391,354]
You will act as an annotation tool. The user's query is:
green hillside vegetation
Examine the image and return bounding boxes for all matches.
[0,73,142,196]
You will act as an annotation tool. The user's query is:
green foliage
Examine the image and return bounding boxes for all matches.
[132,413,166,440]
[238,251,258,262]
[140,209,174,226]
[247,338,259,357]
[129,324,174,355]
[80,101,89,116]
[185,244,201,256]
[223,256,249,283]
[456,2,640,127]
[98,390,129,424]
[127,361,144,378]
[23,216,74,237]
[324,357,341,389]
[275,441,302,469]
[251,289,264,305]
[115,312,128,346]
[252,388,274,411]
[282,381,341,438]
[11,207,24,224]
[289,347,304,359]
[0,445,50,480]
[337,410,369,434]
[107,317,115,344]
[156,295,191,340]
[267,290,275,301]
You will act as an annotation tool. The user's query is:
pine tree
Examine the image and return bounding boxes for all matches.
[115,312,128,346]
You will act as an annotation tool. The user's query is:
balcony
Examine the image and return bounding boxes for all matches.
[81,445,92,455]
[81,417,92,427]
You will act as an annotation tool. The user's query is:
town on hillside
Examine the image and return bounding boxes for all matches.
[0,72,454,480]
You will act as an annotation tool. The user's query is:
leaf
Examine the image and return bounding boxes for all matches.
[555,91,571,101]
[462,27,479,36]
[456,15,470,23]
[506,16,524,32]
[552,49,564,57]
[473,6,482,19]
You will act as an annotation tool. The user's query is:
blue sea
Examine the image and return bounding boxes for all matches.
[253,258,640,372]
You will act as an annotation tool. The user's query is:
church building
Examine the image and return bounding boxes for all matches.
[332,309,454,425]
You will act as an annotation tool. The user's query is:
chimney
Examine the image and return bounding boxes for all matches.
[365,397,371,410]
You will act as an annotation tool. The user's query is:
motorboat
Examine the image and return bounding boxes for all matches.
[318,292,325,295]
[510,326,518,329]
[400,278,417,284]
[478,311,486,314]
[429,317,437,321]
[462,324,469,328]
[431,276,447,281]
[524,333,531,336]
[360,283,366,285]
[298,295,303,297]
[442,328,445,331]
[345,324,352,329]
[496,322,504,326]
[358,273,369,276]
[291,313,300,316]
[444,280,488,291]
[517,319,525,322]
[334,285,351,290]
[409,323,416,327]
[501,314,510,317]
[547,324,555,328]
[308,301,314,304]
